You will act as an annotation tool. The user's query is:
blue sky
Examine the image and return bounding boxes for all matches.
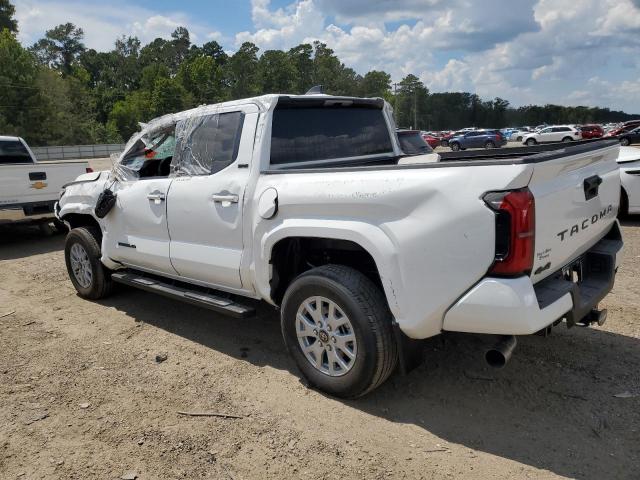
[13,0,640,113]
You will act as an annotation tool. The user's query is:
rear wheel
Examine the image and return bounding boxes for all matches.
[620,137,630,146]
[281,265,397,398]
[526,138,537,146]
[64,226,113,299]
[562,136,573,143]
[619,188,629,218]
[484,141,495,149]
[450,142,461,151]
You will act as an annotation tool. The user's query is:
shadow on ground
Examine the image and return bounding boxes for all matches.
[0,224,65,260]
[103,288,640,480]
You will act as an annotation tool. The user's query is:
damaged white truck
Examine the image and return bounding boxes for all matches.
[56,94,623,398]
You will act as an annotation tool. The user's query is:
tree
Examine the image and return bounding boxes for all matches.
[394,74,429,129]
[108,90,153,141]
[0,0,17,33]
[0,28,41,138]
[151,77,187,116]
[227,42,259,98]
[258,50,295,93]
[200,40,228,66]
[288,43,314,93]
[31,23,86,75]
[177,55,223,104]
[359,70,391,98]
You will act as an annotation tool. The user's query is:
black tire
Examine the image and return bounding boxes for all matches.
[562,136,573,143]
[441,140,448,147]
[450,142,460,151]
[484,141,495,149]
[526,138,537,146]
[620,137,630,146]
[281,265,397,398]
[64,226,113,300]
[619,188,629,218]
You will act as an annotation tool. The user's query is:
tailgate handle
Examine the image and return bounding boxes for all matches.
[583,175,602,201]
[29,171,47,181]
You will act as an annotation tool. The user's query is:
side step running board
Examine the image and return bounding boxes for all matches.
[111,272,255,318]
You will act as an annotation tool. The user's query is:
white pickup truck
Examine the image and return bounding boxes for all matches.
[0,136,90,228]
[56,94,624,398]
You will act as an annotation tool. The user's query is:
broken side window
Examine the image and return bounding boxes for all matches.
[115,125,176,180]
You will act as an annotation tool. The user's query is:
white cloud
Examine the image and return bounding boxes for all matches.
[13,0,640,112]
[13,0,222,50]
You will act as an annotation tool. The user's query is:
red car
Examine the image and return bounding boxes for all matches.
[579,125,603,139]
[605,124,638,138]
[421,133,440,149]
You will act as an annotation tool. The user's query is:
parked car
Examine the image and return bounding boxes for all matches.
[57,93,623,398]
[509,128,532,142]
[0,136,91,229]
[397,129,434,155]
[440,130,465,147]
[579,125,604,139]
[449,129,506,151]
[614,127,640,146]
[421,132,441,149]
[521,126,582,145]
[604,124,637,138]
[618,146,640,216]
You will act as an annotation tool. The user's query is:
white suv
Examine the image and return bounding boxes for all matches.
[522,126,582,145]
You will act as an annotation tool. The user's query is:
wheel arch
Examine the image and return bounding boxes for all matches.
[61,213,102,235]
[258,223,401,314]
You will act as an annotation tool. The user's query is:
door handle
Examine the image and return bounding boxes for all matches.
[147,192,166,204]
[212,193,239,204]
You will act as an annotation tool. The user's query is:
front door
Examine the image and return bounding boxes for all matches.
[104,179,175,273]
[167,107,258,290]
[537,127,554,143]
[102,126,177,274]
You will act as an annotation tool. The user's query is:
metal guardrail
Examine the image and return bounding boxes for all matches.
[31,144,125,161]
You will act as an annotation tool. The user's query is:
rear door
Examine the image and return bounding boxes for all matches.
[527,142,621,283]
[166,106,258,290]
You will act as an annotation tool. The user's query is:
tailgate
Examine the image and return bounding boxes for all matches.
[528,141,621,284]
[0,162,88,206]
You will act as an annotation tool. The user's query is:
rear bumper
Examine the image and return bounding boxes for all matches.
[0,201,56,224]
[443,223,623,335]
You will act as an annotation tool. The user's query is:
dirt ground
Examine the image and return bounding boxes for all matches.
[1,196,639,479]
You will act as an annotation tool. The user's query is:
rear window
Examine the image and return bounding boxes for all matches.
[0,139,33,164]
[397,132,433,155]
[270,106,393,166]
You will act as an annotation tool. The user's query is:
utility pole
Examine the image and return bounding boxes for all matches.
[413,89,417,130]
[393,82,400,127]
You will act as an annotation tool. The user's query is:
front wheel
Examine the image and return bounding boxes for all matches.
[64,227,113,299]
[526,138,537,146]
[281,265,397,398]
[450,142,461,151]
[620,137,630,146]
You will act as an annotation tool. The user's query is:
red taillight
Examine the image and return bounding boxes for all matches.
[484,189,535,276]
[86,167,94,173]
